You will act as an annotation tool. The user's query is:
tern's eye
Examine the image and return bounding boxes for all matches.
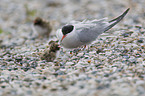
[62,25,74,35]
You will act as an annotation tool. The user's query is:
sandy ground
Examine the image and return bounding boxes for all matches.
[0,0,145,96]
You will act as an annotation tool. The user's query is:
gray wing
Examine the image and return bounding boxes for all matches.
[104,8,130,32]
[77,18,109,43]
[77,8,130,43]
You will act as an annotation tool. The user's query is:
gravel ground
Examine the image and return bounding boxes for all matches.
[0,0,145,96]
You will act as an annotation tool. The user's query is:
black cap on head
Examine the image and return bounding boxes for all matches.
[62,25,74,35]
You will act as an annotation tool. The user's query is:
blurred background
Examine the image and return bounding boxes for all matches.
[0,0,145,45]
[0,1,145,96]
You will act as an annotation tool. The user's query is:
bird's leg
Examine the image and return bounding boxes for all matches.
[70,45,87,55]
[82,45,86,51]
[70,48,81,56]
[69,45,87,55]
[83,45,90,55]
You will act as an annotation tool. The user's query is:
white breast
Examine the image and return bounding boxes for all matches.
[57,27,83,49]
[61,31,83,48]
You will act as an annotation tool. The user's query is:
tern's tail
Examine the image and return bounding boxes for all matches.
[104,8,130,32]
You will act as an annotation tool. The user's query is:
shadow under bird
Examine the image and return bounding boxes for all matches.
[33,17,52,38]
[56,8,130,49]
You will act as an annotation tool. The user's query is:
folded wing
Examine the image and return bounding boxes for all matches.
[77,8,130,43]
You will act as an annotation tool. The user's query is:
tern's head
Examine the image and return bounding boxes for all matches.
[62,25,74,35]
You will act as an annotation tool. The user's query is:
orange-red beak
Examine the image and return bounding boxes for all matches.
[61,35,66,42]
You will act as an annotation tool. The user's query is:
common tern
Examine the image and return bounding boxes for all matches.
[57,8,130,49]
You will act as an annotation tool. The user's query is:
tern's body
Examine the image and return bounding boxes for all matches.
[57,8,130,49]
